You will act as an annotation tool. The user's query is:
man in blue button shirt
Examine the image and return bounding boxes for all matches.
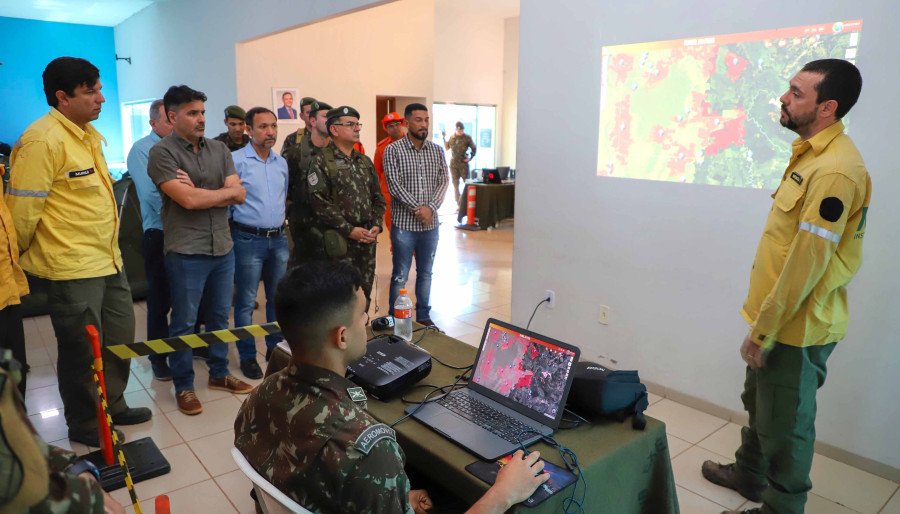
[231,107,290,379]
[126,99,174,381]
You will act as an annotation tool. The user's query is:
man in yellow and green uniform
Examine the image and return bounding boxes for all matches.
[702,59,871,514]
[6,57,150,447]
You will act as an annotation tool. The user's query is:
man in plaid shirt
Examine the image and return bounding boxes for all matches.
[383,103,448,326]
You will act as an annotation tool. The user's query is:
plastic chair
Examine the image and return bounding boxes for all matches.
[231,447,313,514]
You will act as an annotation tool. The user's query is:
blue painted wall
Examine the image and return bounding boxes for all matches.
[0,17,123,162]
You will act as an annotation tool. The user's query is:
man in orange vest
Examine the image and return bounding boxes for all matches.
[373,112,406,231]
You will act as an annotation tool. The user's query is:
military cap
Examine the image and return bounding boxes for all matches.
[382,111,404,128]
[300,97,317,108]
[326,106,360,129]
[310,101,332,116]
[224,105,246,120]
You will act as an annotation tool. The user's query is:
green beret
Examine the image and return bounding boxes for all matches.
[224,105,246,120]
[310,101,332,116]
[326,106,360,128]
[300,97,317,108]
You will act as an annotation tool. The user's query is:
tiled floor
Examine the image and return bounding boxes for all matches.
[20,207,900,513]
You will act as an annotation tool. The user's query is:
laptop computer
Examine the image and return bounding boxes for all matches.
[407,318,580,460]
[482,168,503,184]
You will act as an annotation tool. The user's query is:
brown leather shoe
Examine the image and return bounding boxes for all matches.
[701,461,766,502]
[176,390,203,415]
[209,375,253,394]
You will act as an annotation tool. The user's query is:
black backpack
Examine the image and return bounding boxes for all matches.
[566,361,649,430]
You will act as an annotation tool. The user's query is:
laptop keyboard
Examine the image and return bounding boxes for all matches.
[438,391,536,443]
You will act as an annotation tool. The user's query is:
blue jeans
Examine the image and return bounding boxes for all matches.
[390,226,439,321]
[165,251,234,392]
[232,229,289,359]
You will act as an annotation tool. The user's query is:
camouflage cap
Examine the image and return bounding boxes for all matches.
[310,101,333,116]
[326,106,360,129]
[300,97,317,108]
[224,105,246,120]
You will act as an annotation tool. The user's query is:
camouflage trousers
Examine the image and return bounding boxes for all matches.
[339,240,377,302]
[293,236,377,302]
[449,162,469,205]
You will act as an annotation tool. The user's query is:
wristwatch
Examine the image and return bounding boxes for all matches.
[67,458,101,481]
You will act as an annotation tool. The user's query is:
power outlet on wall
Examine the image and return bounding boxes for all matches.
[545,290,556,308]
[598,305,610,325]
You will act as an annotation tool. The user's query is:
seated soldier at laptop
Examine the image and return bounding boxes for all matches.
[234,261,549,513]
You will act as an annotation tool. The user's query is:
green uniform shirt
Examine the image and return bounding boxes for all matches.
[306,143,386,237]
[212,132,250,152]
[234,362,414,513]
[447,133,476,164]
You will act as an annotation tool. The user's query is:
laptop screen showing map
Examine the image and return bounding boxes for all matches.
[470,320,579,425]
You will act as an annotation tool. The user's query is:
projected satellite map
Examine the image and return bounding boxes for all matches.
[472,326,575,419]
[597,20,862,189]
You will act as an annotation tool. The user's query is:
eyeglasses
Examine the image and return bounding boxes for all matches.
[333,121,363,128]
[385,122,401,128]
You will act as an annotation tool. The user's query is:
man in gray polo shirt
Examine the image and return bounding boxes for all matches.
[148,85,253,415]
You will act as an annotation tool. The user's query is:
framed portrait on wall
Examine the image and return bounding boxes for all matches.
[272,87,300,121]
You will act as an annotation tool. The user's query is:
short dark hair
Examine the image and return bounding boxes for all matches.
[404,103,428,118]
[275,262,363,353]
[282,91,293,100]
[801,59,862,119]
[42,57,100,107]
[163,85,207,116]
[245,107,276,127]
[0,142,10,156]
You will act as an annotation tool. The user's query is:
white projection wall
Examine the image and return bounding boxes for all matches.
[514,0,899,475]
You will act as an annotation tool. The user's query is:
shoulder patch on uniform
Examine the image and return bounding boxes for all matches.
[347,386,367,403]
[819,197,844,223]
[354,423,396,455]
[308,171,319,187]
[790,171,803,185]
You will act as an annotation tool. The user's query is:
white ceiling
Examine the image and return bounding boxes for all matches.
[0,0,157,27]
[0,0,518,28]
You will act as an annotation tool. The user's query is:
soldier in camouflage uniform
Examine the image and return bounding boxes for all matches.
[279,97,318,157]
[234,262,549,514]
[213,105,250,151]
[304,106,385,301]
[0,351,125,514]
[284,101,331,263]
[443,121,476,206]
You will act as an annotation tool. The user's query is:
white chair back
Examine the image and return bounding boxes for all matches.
[231,447,313,514]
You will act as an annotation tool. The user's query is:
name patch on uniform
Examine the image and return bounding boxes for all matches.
[354,424,396,455]
[790,171,803,185]
[67,168,95,178]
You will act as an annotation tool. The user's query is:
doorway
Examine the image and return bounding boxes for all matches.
[375,95,427,142]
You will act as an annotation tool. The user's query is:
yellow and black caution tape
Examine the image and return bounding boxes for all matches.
[92,369,142,514]
[106,322,282,360]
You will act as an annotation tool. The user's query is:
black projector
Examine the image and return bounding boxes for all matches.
[346,334,432,400]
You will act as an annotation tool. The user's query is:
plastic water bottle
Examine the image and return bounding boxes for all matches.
[394,288,413,342]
